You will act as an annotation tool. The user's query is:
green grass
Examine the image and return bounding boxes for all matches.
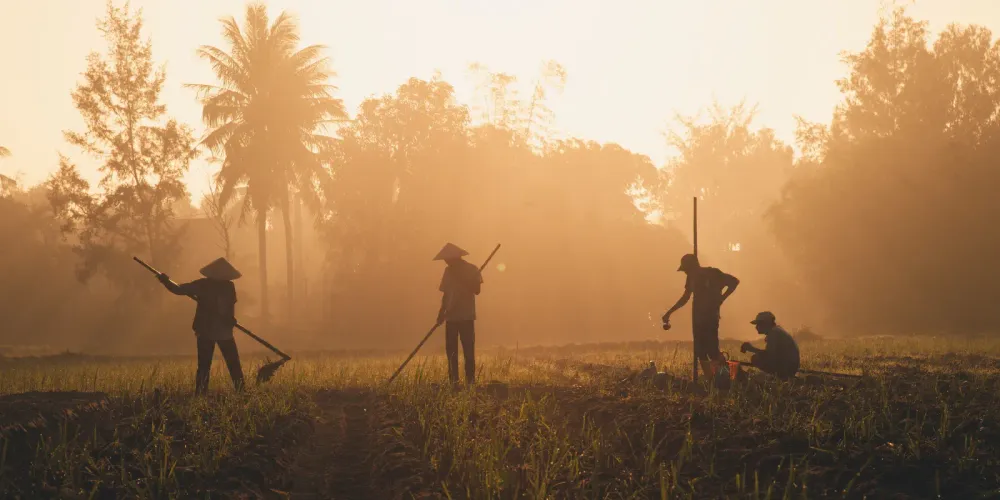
[1,336,999,498]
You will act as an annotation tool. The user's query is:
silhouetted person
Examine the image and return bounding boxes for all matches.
[662,254,739,379]
[159,257,245,394]
[741,311,800,379]
[435,243,483,387]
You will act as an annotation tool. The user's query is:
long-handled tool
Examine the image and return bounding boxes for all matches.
[386,244,501,385]
[692,196,699,383]
[734,360,864,379]
[133,256,291,385]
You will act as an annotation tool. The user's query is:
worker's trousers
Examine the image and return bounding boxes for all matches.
[445,320,476,385]
[692,310,722,361]
[196,336,245,394]
[750,352,796,380]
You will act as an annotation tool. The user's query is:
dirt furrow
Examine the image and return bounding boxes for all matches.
[288,388,375,500]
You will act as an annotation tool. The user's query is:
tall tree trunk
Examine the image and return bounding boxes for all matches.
[283,205,294,321]
[223,227,232,261]
[295,197,305,303]
[257,210,270,322]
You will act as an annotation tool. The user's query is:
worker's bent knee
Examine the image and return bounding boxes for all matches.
[750,354,778,375]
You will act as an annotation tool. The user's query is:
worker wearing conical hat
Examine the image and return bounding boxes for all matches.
[434,243,483,387]
[662,253,740,380]
[158,257,245,394]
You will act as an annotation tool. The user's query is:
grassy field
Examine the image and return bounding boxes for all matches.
[1,336,999,499]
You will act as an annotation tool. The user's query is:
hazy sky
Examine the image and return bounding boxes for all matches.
[1,0,998,203]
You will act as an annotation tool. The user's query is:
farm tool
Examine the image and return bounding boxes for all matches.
[661,197,705,383]
[386,243,502,386]
[691,197,699,382]
[733,360,864,379]
[133,256,291,385]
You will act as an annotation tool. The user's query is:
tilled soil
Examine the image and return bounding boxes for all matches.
[367,359,1000,499]
[287,388,377,499]
[0,390,113,471]
[0,389,310,499]
[3,352,999,498]
[0,390,110,433]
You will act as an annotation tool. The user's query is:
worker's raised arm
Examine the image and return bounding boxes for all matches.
[159,275,200,297]
[720,273,740,302]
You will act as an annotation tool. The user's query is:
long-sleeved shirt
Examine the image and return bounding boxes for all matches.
[163,277,237,340]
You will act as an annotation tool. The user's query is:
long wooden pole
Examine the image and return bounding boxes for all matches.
[734,361,863,379]
[692,196,699,382]
[133,256,291,361]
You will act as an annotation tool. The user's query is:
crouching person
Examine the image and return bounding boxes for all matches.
[741,311,800,380]
[158,257,245,394]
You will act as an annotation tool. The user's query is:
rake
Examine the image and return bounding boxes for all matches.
[133,257,291,385]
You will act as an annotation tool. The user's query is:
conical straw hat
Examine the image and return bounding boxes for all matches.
[200,257,242,281]
[433,243,469,261]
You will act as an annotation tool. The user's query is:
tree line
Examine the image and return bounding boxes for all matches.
[1,3,998,352]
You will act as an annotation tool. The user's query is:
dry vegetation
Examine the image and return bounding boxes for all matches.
[1,337,998,499]
[6,4,1000,499]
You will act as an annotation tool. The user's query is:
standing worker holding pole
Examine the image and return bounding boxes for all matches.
[135,256,292,387]
[385,243,500,386]
[434,243,484,387]
[662,197,740,381]
[155,257,246,394]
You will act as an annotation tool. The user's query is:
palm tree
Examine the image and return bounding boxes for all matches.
[189,3,345,321]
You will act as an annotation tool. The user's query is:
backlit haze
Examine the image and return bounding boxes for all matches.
[3,0,1000,354]
[3,0,996,200]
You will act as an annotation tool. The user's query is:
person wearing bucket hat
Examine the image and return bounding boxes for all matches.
[741,311,800,379]
[158,257,245,394]
[434,243,483,386]
[661,253,740,379]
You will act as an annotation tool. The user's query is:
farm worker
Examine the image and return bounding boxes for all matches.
[434,242,483,386]
[662,253,740,379]
[158,257,245,394]
[741,311,800,379]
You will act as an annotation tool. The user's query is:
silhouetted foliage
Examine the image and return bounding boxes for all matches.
[199,171,237,261]
[318,77,688,346]
[0,146,16,197]
[7,3,1000,353]
[189,2,347,321]
[769,8,1000,334]
[467,60,567,149]
[656,102,813,330]
[46,1,196,286]
[0,186,193,353]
